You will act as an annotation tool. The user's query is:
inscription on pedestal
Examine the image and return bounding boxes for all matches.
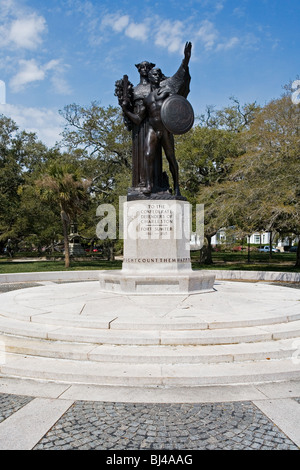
[123,199,192,272]
[123,257,191,263]
[139,203,174,236]
[126,202,184,240]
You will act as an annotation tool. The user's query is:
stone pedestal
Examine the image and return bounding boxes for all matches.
[68,222,85,257]
[69,243,86,257]
[99,200,215,294]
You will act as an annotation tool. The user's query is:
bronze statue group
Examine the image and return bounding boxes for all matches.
[115,42,193,200]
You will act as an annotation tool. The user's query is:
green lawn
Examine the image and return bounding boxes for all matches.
[0,251,299,274]
[0,259,122,274]
[191,251,300,272]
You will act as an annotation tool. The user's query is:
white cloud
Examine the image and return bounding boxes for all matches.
[97,11,242,57]
[7,14,47,50]
[0,103,65,147]
[125,22,149,41]
[50,74,72,96]
[215,1,225,13]
[0,9,47,51]
[10,59,46,92]
[101,14,129,32]
[216,37,239,51]
[44,60,72,95]
[196,20,218,50]
[195,20,240,54]
[9,59,71,94]
[0,0,17,19]
[43,59,61,72]
[233,7,246,18]
[102,13,149,42]
[154,19,186,54]
[0,1,71,96]
[114,15,130,32]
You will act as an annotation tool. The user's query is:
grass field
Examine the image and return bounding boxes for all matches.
[0,251,299,274]
[0,258,122,274]
[191,251,300,272]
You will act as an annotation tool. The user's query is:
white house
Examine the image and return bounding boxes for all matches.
[211,228,298,251]
[247,232,272,245]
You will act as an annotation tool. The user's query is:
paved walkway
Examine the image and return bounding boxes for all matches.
[0,392,300,450]
[0,281,299,451]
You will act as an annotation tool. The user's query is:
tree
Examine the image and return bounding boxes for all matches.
[0,115,55,252]
[175,100,258,263]
[176,125,244,194]
[36,162,90,268]
[214,97,260,133]
[228,92,300,266]
[60,103,132,197]
[59,103,132,258]
[17,181,61,253]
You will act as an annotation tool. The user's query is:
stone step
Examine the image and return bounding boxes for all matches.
[1,334,299,364]
[87,339,300,364]
[2,306,300,331]
[1,353,299,386]
[1,316,300,345]
[107,312,300,331]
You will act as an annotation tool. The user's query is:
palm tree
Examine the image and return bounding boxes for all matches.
[37,162,90,268]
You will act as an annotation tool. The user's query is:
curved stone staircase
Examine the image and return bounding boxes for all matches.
[0,280,299,388]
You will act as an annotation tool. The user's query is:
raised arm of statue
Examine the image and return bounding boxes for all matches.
[182,42,192,68]
[159,41,192,98]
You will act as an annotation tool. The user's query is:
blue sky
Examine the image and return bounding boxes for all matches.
[0,0,299,147]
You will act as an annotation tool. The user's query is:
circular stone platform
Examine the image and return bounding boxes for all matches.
[0,280,299,394]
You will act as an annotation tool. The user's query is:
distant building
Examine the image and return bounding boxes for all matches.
[247,232,271,245]
[0,80,6,105]
[211,227,298,251]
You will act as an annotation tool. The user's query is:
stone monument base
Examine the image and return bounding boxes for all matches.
[69,243,86,256]
[99,199,215,295]
[98,270,215,295]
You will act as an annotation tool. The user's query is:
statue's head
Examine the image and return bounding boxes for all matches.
[135,61,155,78]
[148,68,163,85]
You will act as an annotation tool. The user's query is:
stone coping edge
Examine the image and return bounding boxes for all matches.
[0,269,299,284]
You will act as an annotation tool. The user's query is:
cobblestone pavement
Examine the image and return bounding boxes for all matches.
[0,393,298,450]
[0,282,41,293]
[31,400,299,450]
[271,282,300,290]
[0,281,299,451]
[0,393,33,424]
